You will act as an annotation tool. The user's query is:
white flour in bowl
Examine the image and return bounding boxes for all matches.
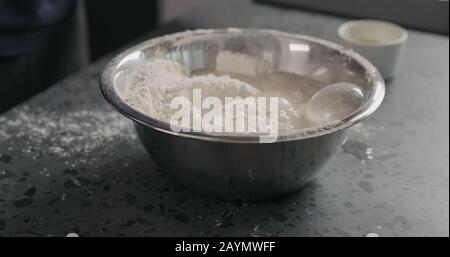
[120,53,364,133]
[121,58,285,132]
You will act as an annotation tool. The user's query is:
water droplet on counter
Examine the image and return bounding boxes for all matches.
[225,176,236,193]
[214,209,234,228]
[365,232,379,237]
[195,215,205,221]
[342,140,373,161]
[66,232,79,237]
[250,223,278,237]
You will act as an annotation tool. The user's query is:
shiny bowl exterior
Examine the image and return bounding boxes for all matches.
[100,29,385,201]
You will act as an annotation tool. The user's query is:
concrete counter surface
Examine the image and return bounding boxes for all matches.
[0,0,448,236]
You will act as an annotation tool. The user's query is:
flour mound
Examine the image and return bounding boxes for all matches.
[122,59,262,123]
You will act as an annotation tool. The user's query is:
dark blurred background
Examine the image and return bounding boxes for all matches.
[0,0,160,113]
[0,0,448,113]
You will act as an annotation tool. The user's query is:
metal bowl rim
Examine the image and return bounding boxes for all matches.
[100,28,385,143]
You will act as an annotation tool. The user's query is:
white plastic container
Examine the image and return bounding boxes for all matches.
[338,20,408,80]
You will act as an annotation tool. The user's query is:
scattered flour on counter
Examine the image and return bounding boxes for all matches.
[0,116,9,140]
[0,105,136,163]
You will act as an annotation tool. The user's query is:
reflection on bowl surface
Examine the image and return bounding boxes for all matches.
[100,29,385,200]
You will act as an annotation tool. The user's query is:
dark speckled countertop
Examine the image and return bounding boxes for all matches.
[0,0,448,237]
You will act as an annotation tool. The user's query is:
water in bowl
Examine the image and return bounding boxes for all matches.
[192,69,364,131]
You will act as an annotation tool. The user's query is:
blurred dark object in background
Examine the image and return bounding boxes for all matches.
[257,0,449,35]
[0,0,89,113]
[85,1,158,61]
[0,0,159,113]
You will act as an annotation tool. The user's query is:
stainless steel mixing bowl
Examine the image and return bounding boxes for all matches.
[100,29,385,201]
